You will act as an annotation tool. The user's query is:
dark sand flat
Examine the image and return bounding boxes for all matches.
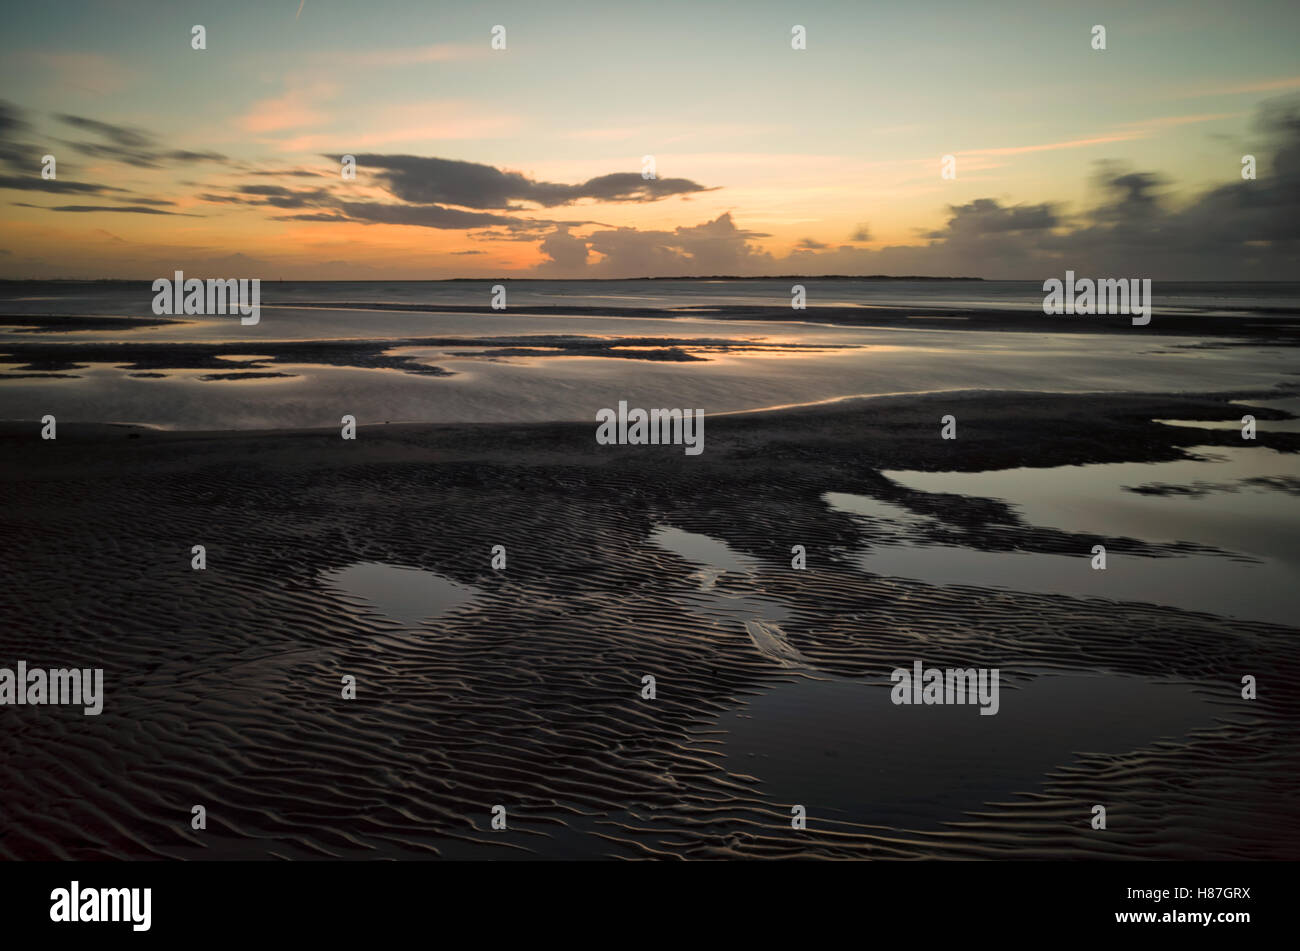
[0,390,1297,859]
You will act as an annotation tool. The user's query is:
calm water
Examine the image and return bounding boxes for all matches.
[715,670,1219,830]
[657,518,1236,829]
[322,562,482,627]
[827,444,1300,626]
[1,280,1296,430]
[5,278,1299,316]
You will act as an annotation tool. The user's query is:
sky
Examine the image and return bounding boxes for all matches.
[1,0,1297,279]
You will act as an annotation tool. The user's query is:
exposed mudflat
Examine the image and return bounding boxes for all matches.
[1,389,1296,859]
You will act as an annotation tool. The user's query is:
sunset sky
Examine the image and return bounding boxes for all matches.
[1,0,1298,279]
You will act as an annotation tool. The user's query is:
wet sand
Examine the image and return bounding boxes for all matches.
[0,389,1297,859]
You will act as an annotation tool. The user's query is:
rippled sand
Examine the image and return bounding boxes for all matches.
[0,389,1297,859]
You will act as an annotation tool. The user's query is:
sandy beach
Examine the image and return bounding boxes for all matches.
[2,385,1296,859]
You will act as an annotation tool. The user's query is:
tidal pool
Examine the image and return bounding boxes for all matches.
[321,561,481,627]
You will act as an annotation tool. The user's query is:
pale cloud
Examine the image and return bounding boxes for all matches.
[957,131,1148,158]
[239,82,338,134]
[240,96,327,135]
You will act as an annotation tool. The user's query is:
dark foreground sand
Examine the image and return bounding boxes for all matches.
[1,388,1297,859]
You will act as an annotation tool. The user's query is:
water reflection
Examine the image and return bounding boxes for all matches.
[718,670,1219,829]
[826,446,1300,626]
[321,562,481,627]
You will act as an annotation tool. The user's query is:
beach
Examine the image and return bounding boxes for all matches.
[2,360,1297,858]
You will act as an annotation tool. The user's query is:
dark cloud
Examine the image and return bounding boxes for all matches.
[850,224,872,242]
[1086,165,1168,227]
[55,115,152,147]
[537,212,771,276]
[166,149,228,163]
[1107,170,1165,206]
[795,237,828,250]
[199,152,692,236]
[0,100,40,173]
[469,217,597,241]
[200,179,559,231]
[1159,95,1300,248]
[237,184,335,208]
[0,142,29,170]
[338,201,517,229]
[0,174,125,194]
[249,168,326,178]
[538,226,589,270]
[240,185,306,196]
[0,102,135,196]
[272,212,350,222]
[0,100,30,136]
[3,104,221,202]
[333,154,712,209]
[198,185,337,210]
[927,198,1059,238]
[52,113,226,168]
[12,202,198,215]
[56,139,227,169]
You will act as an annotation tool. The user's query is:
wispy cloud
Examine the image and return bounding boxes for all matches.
[957,131,1147,158]
[239,85,335,134]
[13,202,198,216]
[0,175,124,194]
[54,113,227,168]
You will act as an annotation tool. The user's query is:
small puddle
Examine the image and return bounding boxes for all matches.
[649,525,759,575]
[650,525,799,664]
[824,445,1300,626]
[321,561,481,627]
